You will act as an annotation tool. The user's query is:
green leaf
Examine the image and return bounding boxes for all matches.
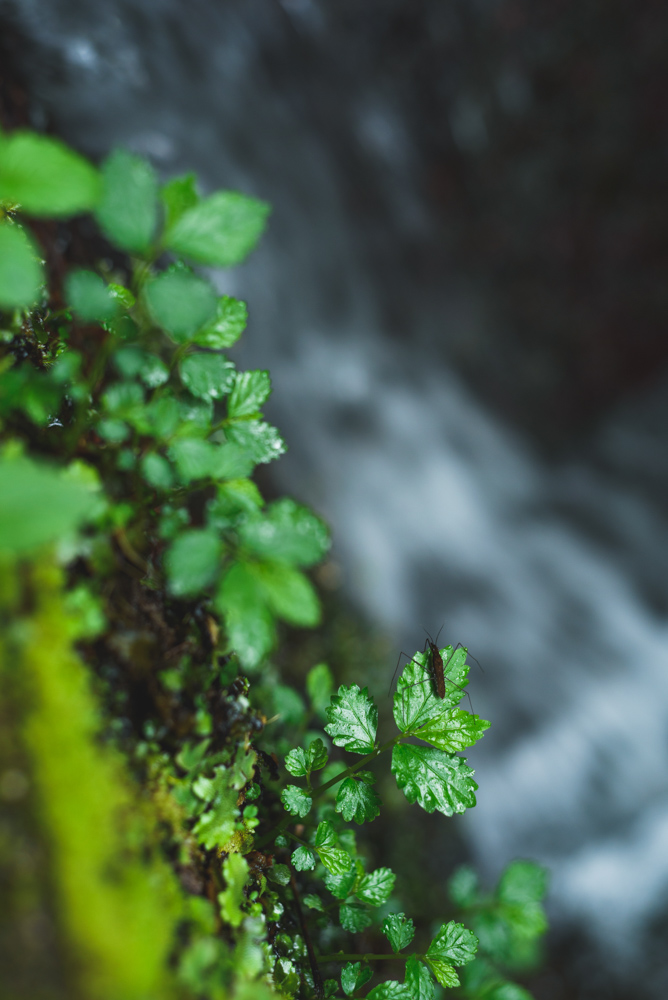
[0,131,100,215]
[325,684,378,754]
[335,772,381,825]
[113,347,168,387]
[165,529,223,597]
[382,913,415,953]
[448,866,479,908]
[291,846,316,871]
[65,269,119,321]
[0,222,43,308]
[251,561,321,627]
[192,295,248,349]
[324,866,357,900]
[497,861,549,905]
[315,821,354,876]
[165,190,270,266]
[404,956,435,1000]
[96,149,158,252]
[226,419,286,465]
[426,921,477,968]
[0,455,94,553]
[179,352,236,400]
[168,439,215,482]
[422,960,459,990]
[228,370,271,418]
[162,173,199,230]
[211,479,263,518]
[285,739,328,777]
[267,863,291,886]
[193,781,238,849]
[339,902,373,933]
[391,744,477,816]
[239,498,330,566]
[145,267,217,340]
[281,785,312,818]
[215,561,275,668]
[341,962,373,997]
[367,982,412,1000]
[140,453,174,489]
[218,853,249,928]
[393,651,470,734]
[307,662,334,719]
[302,894,324,912]
[176,738,210,772]
[356,868,395,907]
[412,708,490,753]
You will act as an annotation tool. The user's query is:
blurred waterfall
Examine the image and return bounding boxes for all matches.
[6,1,668,994]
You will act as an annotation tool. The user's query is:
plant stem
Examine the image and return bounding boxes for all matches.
[316,953,411,964]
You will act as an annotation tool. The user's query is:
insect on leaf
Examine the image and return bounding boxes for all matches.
[391,744,477,816]
[325,684,378,754]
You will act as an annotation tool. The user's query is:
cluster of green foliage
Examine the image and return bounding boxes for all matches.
[0,126,548,1000]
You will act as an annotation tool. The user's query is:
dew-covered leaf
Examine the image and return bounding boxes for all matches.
[145,267,217,340]
[96,149,158,253]
[324,865,357,901]
[228,370,271,417]
[165,190,270,266]
[239,498,330,566]
[339,903,373,934]
[0,131,100,216]
[426,921,478,968]
[225,419,285,465]
[325,684,378,754]
[391,744,477,816]
[192,295,248,349]
[412,708,490,752]
[215,561,275,668]
[335,773,381,824]
[179,352,235,400]
[0,222,43,308]
[394,649,470,734]
[165,529,223,597]
[422,960,459,990]
[404,956,435,1000]
[302,894,324,911]
[356,867,395,907]
[281,785,312,818]
[382,913,415,953]
[291,846,316,871]
[367,981,412,1000]
[267,863,291,886]
[285,738,328,777]
[341,962,373,997]
[315,821,354,875]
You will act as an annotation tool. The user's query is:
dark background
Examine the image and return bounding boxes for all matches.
[4,2,668,997]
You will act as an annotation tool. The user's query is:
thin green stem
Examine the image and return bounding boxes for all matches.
[316,953,413,964]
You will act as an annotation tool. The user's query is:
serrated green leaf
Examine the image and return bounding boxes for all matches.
[65,269,119,321]
[141,452,174,489]
[215,561,275,668]
[168,439,215,482]
[291,846,316,871]
[339,902,374,933]
[267,863,291,886]
[324,866,357,901]
[302,894,324,911]
[341,961,373,997]
[165,529,223,597]
[367,981,412,1000]
[497,860,549,905]
[210,479,263,519]
[325,684,378,754]
[228,370,271,417]
[193,295,248,349]
[404,956,435,1000]
[145,267,217,340]
[239,498,330,566]
[412,708,490,752]
[96,149,158,252]
[0,455,94,553]
[0,222,43,308]
[391,744,477,815]
[427,921,477,967]
[281,785,312,818]
[315,820,354,875]
[165,189,270,266]
[285,739,328,777]
[226,419,285,465]
[307,662,334,719]
[357,868,395,907]
[251,560,321,627]
[382,913,415,953]
[448,866,479,908]
[179,352,236,400]
[0,130,100,215]
[162,173,199,230]
[394,649,470,734]
[218,853,249,928]
[335,771,381,825]
[193,781,238,849]
[422,960,459,989]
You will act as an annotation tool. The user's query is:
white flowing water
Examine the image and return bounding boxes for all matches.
[7,0,668,992]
